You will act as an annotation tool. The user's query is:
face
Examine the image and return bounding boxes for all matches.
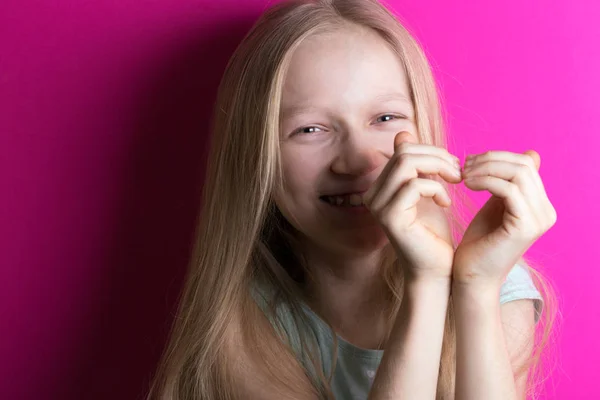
[276,25,418,257]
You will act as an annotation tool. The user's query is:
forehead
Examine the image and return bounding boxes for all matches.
[281,26,412,110]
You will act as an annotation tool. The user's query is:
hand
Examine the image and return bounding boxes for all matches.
[363,131,463,281]
[453,150,557,286]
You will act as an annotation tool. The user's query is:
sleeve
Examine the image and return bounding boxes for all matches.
[499,263,544,323]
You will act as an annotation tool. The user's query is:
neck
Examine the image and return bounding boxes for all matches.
[300,242,391,349]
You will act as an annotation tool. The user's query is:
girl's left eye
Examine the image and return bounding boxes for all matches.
[376,114,403,123]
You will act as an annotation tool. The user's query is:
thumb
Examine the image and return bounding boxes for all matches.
[524,149,541,171]
[394,131,418,153]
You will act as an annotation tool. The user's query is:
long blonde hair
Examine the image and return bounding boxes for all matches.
[146,0,558,399]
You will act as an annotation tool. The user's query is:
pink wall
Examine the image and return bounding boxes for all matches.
[1,0,597,398]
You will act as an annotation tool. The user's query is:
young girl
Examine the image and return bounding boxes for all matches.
[148,0,557,399]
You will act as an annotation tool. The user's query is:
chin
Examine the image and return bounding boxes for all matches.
[326,227,390,255]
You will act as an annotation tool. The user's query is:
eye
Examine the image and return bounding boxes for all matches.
[292,126,323,136]
[376,114,405,123]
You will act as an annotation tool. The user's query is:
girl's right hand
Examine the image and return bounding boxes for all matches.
[363,131,463,282]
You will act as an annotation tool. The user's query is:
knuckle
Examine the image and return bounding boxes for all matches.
[395,151,411,165]
[509,183,521,197]
[517,164,530,176]
[548,206,558,226]
[437,181,447,193]
[522,156,536,170]
[471,160,486,172]
[405,177,421,190]
[395,142,411,155]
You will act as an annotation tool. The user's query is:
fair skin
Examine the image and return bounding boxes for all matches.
[235,24,555,399]
[276,25,417,348]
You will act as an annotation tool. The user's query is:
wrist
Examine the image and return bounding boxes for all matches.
[394,273,451,329]
[451,280,501,307]
[404,274,451,299]
[404,270,452,287]
[452,262,507,291]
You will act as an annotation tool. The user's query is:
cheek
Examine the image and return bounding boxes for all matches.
[281,157,322,195]
[285,170,315,192]
[276,169,323,224]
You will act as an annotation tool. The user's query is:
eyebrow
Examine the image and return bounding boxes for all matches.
[373,92,412,104]
[280,91,413,120]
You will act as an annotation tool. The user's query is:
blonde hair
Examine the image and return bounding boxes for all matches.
[146,0,559,399]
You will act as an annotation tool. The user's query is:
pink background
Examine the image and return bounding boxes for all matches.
[1,0,597,399]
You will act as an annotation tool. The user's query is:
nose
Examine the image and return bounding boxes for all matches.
[330,132,381,177]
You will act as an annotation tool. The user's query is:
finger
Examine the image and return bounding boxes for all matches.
[463,176,530,218]
[466,150,544,193]
[462,160,542,205]
[523,149,541,171]
[365,155,461,212]
[394,131,459,166]
[394,131,418,152]
[366,131,416,205]
[468,150,537,170]
[365,133,460,205]
[382,178,451,229]
[464,157,554,227]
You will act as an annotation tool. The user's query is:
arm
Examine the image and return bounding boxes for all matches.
[368,277,451,400]
[453,283,536,400]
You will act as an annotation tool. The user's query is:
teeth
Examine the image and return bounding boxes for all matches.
[325,194,364,207]
[348,194,362,206]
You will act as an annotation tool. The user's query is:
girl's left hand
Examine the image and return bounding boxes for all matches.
[452,149,557,287]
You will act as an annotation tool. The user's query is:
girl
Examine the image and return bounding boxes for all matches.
[148,0,557,399]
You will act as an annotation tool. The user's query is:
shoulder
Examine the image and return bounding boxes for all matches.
[500,263,544,322]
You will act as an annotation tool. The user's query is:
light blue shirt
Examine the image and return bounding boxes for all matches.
[251,263,543,400]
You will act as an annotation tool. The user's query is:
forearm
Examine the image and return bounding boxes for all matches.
[453,283,517,400]
[368,277,450,400]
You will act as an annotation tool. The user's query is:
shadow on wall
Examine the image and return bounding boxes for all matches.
[70,17,257,400]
